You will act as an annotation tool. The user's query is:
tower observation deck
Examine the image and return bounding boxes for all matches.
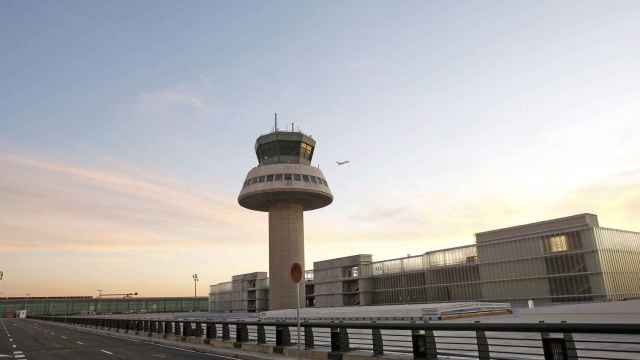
[238,123,333,310]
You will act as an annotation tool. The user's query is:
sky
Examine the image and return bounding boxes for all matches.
[1,1,639,297]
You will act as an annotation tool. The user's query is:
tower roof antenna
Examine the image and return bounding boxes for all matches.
[274,113,278,132]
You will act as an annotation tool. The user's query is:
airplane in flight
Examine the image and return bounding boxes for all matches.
[336,160,350,166]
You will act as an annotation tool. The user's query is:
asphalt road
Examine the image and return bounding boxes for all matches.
[0,318,234,360]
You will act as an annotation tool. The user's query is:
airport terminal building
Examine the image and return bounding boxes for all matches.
[209,213,640,311]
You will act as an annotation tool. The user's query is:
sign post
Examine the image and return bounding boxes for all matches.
[290,262,303,359]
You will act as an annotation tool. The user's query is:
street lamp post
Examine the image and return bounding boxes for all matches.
[192,274,199,311]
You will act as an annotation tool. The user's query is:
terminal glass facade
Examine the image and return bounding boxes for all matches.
[209,214,640,312]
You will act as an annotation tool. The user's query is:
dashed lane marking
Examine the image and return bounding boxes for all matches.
[61,336,67,339]
[100,349,113,355]
[76,341,84,345]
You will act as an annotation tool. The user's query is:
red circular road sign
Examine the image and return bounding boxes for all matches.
[290,262,303,283]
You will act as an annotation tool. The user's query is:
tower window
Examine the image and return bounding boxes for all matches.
[300,143,313,160]
[250,178,258,184]
[294,174,301,181]
[310,176,317,184]
[258,176,265,183]
[302,175,310,182]
[266,175,274,182]
[284,173,292,181]
[275,174,283,181]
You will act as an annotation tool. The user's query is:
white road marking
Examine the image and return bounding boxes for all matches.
[150,343,242,359]
[0,355,11,358]
[95,331,242,359]
[76,341,84,344]
[14,356,25,359]
[8,339,12,342]
[12,351,23,354]
[100,349,114,355]
[61,336,67,339]
[11,345,16,348]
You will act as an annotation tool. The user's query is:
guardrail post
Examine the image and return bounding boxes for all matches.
[340,327,350,351]
[540,321,577,360]
[276,325,291,347]
[412,329,437,360]
[475,329,490,360]
[257,324,266,344]
[542,338,568,360]
[372,328,383,356]
[222,323,230,341]
[304,325,314,349]
[236,323,249,343]
[184,321,192,337]
[173,321,180,336]
[206,323,217,340]
[563,331,578,359]
[330,326,349,358]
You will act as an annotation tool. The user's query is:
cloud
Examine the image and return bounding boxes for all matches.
[135,88,208,114]
[0,153,262,253]
[349,205,425,225]
[306,170,640,262]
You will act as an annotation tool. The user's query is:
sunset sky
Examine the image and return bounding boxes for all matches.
[1,1,639,297]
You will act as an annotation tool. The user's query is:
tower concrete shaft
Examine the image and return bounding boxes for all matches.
[268,202,305,310]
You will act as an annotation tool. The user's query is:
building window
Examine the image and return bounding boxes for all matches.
[294,174,301,181]
[548,235,568,252]
[279,141,300,157]
[302,175,310,182]
[543,232,582,253]
[266,175,274,182]
[250,178,258,184]
[275,174,283,181]
[258,176,265,183]
[310,176,317,184]
[284,173,292,181]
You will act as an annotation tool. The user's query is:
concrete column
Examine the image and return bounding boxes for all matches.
[269,202,305,310]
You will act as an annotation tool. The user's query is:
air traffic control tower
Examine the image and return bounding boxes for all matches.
[238,119,333,310]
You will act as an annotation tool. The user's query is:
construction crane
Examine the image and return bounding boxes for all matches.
[96,291,138,299]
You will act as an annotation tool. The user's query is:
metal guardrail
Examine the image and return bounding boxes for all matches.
[29,315,640,360]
